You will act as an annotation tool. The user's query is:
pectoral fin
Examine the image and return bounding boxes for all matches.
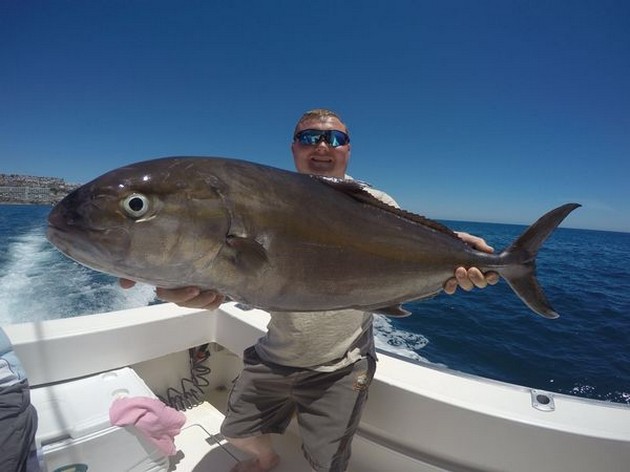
[224,235,268,272]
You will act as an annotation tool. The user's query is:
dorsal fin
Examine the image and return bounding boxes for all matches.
[311,175,462,241]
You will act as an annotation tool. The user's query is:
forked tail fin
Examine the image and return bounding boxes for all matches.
[498,203,581,319]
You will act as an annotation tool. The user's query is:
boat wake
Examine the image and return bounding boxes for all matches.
[0,228,156,324]
[373,314,430,363]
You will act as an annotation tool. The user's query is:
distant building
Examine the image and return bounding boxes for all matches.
[0,174,80,205]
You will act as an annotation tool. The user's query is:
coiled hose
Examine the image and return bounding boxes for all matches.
[158,344,212,411]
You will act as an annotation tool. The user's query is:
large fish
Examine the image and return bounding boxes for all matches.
[47,157,579,318]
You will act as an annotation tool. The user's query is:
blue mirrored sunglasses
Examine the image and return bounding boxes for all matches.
[294,129,350,147]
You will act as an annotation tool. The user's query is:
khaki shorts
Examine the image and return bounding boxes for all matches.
[221,346,376,472]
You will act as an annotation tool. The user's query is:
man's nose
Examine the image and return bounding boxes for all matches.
[315,138,330,148]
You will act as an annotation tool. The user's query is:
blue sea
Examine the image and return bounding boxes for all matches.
[1,204,629,404]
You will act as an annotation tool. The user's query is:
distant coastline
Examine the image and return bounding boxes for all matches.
[0,174,80,205]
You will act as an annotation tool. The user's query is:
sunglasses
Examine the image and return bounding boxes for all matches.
[294,129,350,147]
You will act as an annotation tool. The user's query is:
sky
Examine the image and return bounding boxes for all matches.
[1,0,628,232]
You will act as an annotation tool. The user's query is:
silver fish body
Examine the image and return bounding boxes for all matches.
[47,157,580,318]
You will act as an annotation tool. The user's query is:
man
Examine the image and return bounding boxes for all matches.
[122,109,497,471]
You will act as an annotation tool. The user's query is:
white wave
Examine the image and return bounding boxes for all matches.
[0,228,157,324]
[373,314,429,363]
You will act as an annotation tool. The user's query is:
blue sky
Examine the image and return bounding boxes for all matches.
[1,0,628,232]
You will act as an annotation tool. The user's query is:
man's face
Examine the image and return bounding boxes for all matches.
[291,117,351,178]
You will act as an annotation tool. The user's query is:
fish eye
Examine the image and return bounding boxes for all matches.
[122,193,150,218]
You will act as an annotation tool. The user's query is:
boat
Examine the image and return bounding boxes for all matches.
[3,301,630,472]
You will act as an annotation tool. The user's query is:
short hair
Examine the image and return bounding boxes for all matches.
[294,108,349,135]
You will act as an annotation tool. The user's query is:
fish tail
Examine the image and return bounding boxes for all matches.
[497,203,581,319]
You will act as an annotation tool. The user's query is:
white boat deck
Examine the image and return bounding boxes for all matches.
[171,397,440,472]
[171,398,315,472]
[171,402,242,471]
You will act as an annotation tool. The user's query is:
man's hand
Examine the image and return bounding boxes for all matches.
[119,279,225,310]
[443,232,500,295]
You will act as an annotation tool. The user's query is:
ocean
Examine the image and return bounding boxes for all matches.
[1,204,628,404]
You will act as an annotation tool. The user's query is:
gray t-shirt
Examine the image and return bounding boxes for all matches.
[255,181,398,371]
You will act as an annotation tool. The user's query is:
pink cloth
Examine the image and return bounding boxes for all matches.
[109,396,186,456]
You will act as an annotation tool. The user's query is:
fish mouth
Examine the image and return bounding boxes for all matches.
[47,205,131,267]
[46,208,79,248]
[47,224,131,273]
[46,224,70,251]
